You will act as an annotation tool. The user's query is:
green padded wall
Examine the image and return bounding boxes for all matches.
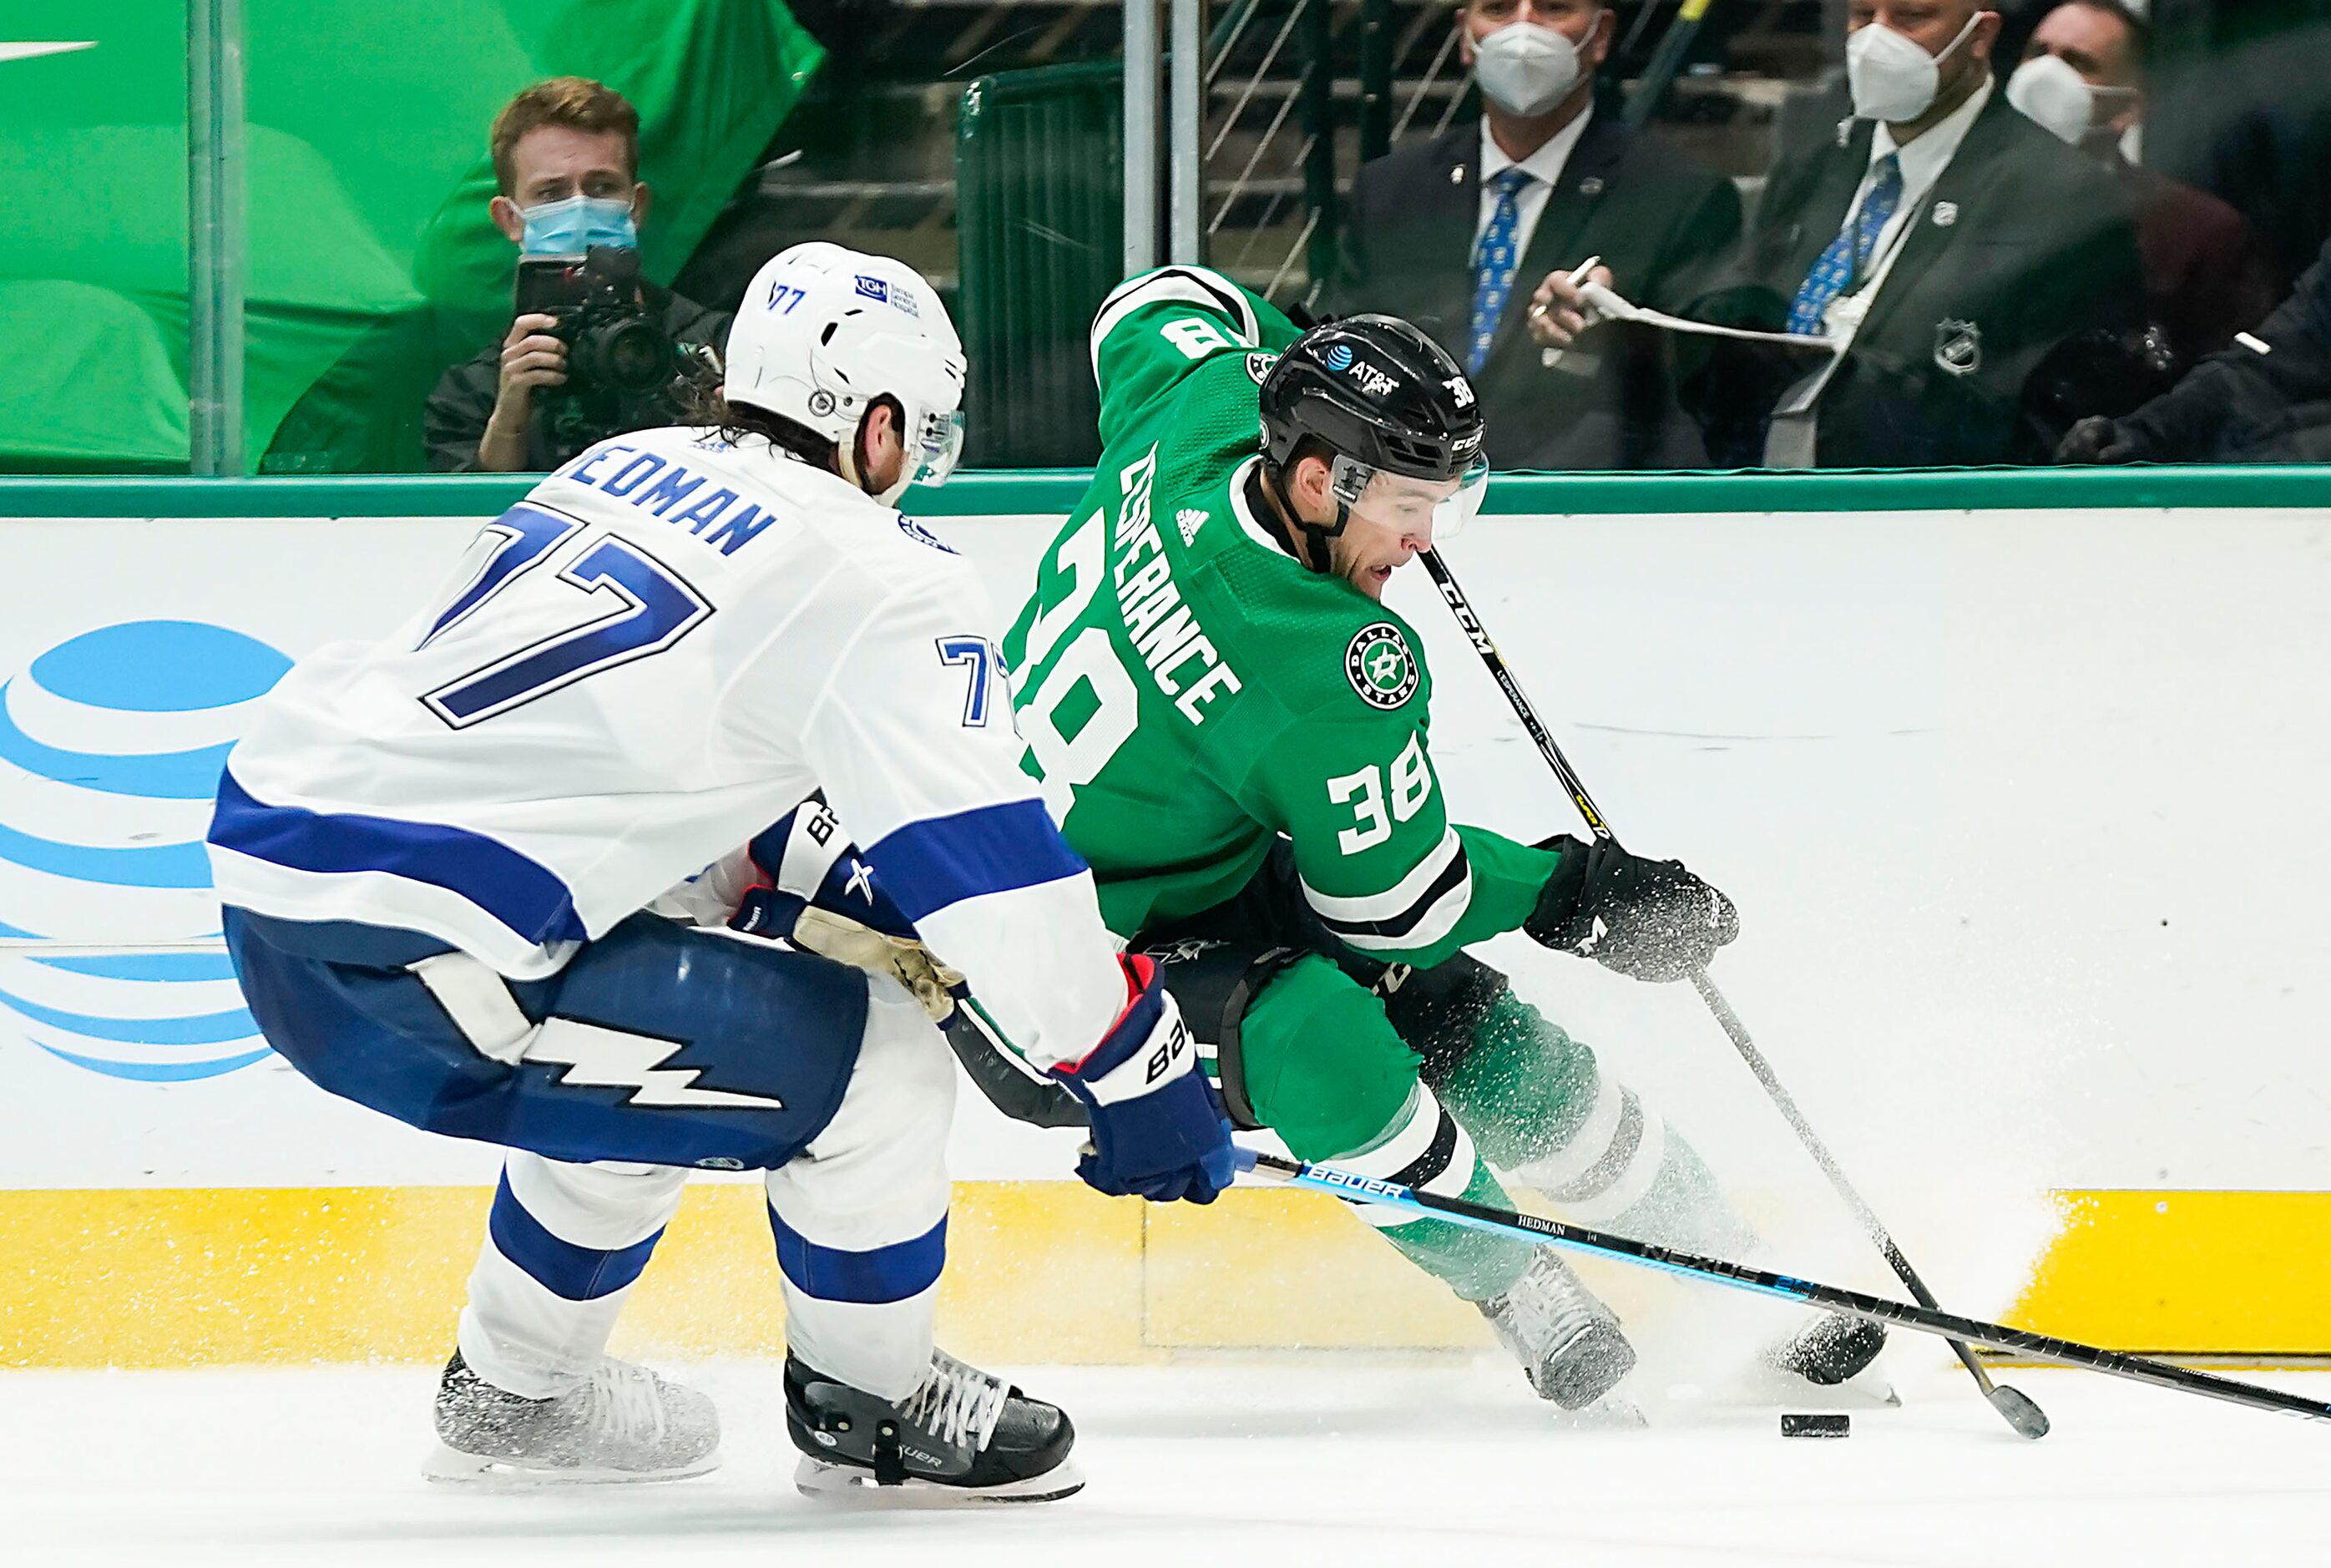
[955,62,1125,469]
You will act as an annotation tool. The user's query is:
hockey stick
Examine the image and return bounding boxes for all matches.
[1238,1146,2331,1424]
[1416,546,2050,1440]
[1623,0,1719,132]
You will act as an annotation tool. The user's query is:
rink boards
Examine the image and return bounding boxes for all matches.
[0,468,2326,1365]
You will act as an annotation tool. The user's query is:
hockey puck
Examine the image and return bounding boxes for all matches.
[1781,1413,1850,1439]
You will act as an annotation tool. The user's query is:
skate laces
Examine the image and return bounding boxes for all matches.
[579,1359,670,1444]
[1490,1255,1606,1352]
[900,1351,1009,1451]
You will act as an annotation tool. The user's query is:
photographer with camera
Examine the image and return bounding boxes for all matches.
[425,78,730,473]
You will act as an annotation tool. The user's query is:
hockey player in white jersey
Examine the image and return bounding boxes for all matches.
[207,243,1235,1500]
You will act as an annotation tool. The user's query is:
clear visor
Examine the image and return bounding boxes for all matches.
[910,406,967,487]
[1330,453,1491,541]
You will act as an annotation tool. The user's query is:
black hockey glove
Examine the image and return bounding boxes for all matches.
[2054,415,2141,464]
[1524,837,1738,983]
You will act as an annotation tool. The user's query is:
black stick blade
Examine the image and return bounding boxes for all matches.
[1989,1383,2051,1439]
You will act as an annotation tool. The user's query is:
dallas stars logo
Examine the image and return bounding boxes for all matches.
[1344,621,1418,710]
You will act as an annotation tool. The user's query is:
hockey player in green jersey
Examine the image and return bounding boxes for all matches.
[978,266,1886,1409]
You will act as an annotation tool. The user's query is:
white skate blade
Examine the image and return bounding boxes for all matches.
[792,1454,1085,1506]
[425,1440,721,1489]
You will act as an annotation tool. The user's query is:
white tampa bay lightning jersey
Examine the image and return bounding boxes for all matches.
[208,424,1126,1070]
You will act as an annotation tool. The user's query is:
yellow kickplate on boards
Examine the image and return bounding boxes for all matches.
[3,1184,2324,1367]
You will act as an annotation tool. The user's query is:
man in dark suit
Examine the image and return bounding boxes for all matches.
[1534,0,2146,468]
[2006,0,2283,367]
[2058,232,2331,461]
[1333,0,1741,470]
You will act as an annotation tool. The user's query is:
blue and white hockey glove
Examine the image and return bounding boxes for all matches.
[730,801,965,1020]
[1049,954,1236,1206]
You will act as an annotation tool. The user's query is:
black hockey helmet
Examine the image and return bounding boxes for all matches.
[1257,314,1489,566]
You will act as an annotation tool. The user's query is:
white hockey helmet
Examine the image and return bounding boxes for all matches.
[722,242,968,503]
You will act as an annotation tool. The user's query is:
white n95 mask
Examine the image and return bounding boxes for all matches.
[1847,13,1983,124]
[1474,21,1583,118]
[2006,53,2129,144]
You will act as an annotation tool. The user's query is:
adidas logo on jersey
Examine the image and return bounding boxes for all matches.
[1176,508,1206,545]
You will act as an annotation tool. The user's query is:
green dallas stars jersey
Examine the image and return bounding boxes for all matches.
[999,266,1557,967]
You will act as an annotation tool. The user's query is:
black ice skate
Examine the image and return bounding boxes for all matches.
[1479,1251,1638,1410]
[785,1349,1082,1502]
[1774,1313,1889,1387]
[426,1349,721,1485]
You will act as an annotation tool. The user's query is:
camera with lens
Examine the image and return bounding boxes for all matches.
[514,245,689,453]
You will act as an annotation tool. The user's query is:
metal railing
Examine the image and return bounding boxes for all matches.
[1125,0,1475,307]
[1201,0,1320,296]
[188,0,245,476]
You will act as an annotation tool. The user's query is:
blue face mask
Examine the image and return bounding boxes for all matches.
[518,193,638,255]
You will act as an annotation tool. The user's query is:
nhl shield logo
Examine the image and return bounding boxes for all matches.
[1345,621,1419,711]
[1933,318,1981,378]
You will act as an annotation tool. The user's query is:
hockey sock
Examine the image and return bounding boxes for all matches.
[458,1155,687,1399]
[1315,1080,1539,1303]
[1439,989,1758,1258]
[1235,954,1535,1302]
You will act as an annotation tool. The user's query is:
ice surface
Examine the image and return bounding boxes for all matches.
[8,1356,2327,1566]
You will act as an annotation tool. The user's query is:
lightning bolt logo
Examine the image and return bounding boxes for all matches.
[527,1019,785,1110]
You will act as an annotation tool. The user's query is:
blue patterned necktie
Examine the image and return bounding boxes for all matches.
[1787,152,1903,336]
[1467,166,1537,373]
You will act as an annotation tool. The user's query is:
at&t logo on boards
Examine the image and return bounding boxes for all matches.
[0,620,287,1081]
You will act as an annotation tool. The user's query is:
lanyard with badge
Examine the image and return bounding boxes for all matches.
[1760,175,1939,464]
[1529,176,1925,468]
[1538,159,1932,358]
